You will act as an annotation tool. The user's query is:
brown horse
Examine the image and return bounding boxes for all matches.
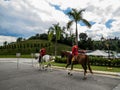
[61,51,93,79]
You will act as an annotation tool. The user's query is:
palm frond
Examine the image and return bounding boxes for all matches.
[48,27,54,31]
[82,19,91,28]
[72,8,77,14]
[78,9,85,14]
[48,31,54,42]
[67,20,73,30]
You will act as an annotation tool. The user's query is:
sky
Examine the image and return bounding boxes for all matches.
[0,0,120,46]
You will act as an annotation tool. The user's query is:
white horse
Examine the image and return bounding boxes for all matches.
[39,54,54,71]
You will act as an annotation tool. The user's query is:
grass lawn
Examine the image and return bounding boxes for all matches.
[51,62,120,72]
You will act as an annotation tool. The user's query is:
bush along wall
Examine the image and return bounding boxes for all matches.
[89,56,120,67]
[55,56,120,67]
[55,57,67,63]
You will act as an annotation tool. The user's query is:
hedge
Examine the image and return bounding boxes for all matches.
[55,56,120,67]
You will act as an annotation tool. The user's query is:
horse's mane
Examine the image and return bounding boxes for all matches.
[61,51,71,58]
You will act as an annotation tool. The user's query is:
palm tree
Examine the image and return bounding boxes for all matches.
[17,37,22,42]
[67,8,91,45]
[48,27,54,52]
[79,33,88,41]
[48,23,65,56]
[3,41,7,46]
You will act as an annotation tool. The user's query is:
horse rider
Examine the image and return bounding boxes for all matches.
[39,47,46,63]
[72,44,78,62]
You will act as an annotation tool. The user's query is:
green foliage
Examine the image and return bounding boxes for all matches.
[1,32,120,56]
[7,33,120,52]
[54,56,120,67]
[55,57,67,63]
[89,56,120,67]
[0,39,71,55]
[67,8,91,45]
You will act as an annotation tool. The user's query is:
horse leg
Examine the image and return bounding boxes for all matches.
[39,57,45,70]
[47,63,52,71]
[38,56,42,70]
[87,59,93,74]
[49,63,53,71]
[38,62,42,70]
[65,57,71,74]
[65,56,71,68]
[39,62,42,70]
[68,61,73,76]
[65,63,71,68]
[65,63,70,75]
[44,63,48,71]
[82,64,87,80]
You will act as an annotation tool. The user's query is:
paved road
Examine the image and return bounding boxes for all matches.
[0,58,120,90]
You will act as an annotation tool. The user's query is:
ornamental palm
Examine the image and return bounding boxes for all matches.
[48,23,65,56]
[67,8,91,45]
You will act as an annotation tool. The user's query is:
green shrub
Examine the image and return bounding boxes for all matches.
[89,56,120,67]
[54,56,120,67]
[55,57,67,63]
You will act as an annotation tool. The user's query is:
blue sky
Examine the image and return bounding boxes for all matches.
[0,0,120,45]
[105,19,115,29]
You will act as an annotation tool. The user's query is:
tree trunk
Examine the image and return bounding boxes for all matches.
[55,38,57,57]
[75,21,78,46]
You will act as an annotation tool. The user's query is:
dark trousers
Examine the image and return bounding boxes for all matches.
[39,56,42,63]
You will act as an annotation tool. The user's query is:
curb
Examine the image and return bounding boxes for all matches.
[52,66,120,77]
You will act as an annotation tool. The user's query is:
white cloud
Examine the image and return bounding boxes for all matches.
[0,35,17,46]
[0,0,120,45]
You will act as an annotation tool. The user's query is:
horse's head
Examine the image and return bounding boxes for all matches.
[61,51,65,58]
[61,51,72,58]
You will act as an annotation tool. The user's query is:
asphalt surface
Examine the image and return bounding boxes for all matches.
[0,58,120,90]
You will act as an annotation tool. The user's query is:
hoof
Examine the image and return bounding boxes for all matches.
[68,72,73,76]
[68,72,70,75]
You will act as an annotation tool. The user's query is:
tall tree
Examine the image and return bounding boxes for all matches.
[48,23,65,56]
[67,8,91,45]
[79,33,88,41]
[3,41,7,46]
[17,37,22,42]
[48,28,54,52]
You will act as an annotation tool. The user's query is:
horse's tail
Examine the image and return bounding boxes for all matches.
[87,56,93,74]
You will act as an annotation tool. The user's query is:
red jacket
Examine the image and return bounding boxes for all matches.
[40,48,46,56]
[72,45,78,56]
